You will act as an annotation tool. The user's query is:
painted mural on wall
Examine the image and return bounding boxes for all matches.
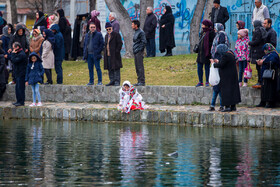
[118,0,280,55]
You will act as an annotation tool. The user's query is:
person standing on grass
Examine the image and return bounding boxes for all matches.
[109,12,120,33]
[196,20,215,87]
[159,6,175,56]
[88,10,101,32]
[25,52,44,107]
[83,23,104,85]
[50,24,64,84]
[104,22,123,86]
[263,18,277,48]
[143,7,157,57]
[132,20,146,86]
[235,29,250,87]
[8,24,29,55]
[29,29,44,56]
[252,0,269,24]
[211,0,229,29]
[42,29,55,85]
[11,42,27,107]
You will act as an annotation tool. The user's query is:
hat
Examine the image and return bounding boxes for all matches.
[237,29,249,37]
[105,22,112,28]
[214,0,220,4]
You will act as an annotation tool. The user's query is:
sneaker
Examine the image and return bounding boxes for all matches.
[218,107,224,111]
[239,82,242,87]
[195,83,203,87]
[29,103,36,107]
[9,81,15,85]
[205,82,210,87]
[207,107,215,111]
[252,83,261,89]
[97,82,103,85]
[243,83,247,87]
[37,102,42,106]
[87,82,94,86]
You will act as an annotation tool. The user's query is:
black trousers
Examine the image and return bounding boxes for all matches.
[256,64,262,83]
[134,51,145,84]
[44,69,53,84]
[107,56,120,84]
[15,76,25,105]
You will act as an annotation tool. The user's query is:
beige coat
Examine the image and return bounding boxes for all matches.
[42,40,54,69]
[29,36,44,56]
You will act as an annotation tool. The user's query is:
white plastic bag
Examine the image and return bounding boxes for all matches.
[209,64,220,86]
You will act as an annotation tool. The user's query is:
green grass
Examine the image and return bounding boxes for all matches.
[52,54,258,86]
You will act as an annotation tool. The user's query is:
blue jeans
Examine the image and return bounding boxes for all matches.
[238,60,248,83]
[211,90,222,107]
[55,60,63,84]
[197,62,210,83]
[146,38,156,57]
[31,84,41,103]
[87,54,102,84]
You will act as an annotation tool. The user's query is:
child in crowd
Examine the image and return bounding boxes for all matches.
[235,29,250,87]
[42,29,55,84]
[25,52,44,106]
[118,81,147,113]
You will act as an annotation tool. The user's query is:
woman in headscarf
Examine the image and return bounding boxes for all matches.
[48,14,59,29]
[118,81,147,113]
[29,29,44,56]
[33,11,48,29]
[256,43,280,108]
[236,20,245,30]
[211,23,230,58]
[212,44,241,112]
[196,19,215,87]
[249,20,267,88]
[159,6,175,56]
[88,10,101,32]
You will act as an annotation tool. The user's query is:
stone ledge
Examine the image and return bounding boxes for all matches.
[1,85,264,106]
[0,102,280,129]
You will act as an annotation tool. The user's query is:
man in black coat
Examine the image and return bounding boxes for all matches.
[104,22,123,86]
[263,18,277,48]
[211,0,229,29]
[132,20,146,86]
[143,7,157,57]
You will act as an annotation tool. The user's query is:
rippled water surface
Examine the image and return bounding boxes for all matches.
[1,120,280,186]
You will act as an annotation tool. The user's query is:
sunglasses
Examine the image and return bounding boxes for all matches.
[90,26,96,28]
[106,28,112,31]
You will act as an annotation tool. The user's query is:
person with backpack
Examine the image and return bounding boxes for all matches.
[57,9,72,60]
[25,52,44,106]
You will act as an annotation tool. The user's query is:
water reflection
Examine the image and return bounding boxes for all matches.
[0,120,280,186]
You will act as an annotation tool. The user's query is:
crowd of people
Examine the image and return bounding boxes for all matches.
[0,0,279,113]
[196,0,280,111]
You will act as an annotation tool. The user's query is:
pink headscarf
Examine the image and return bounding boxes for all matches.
[91,10,100,18]
[237,29,249,38]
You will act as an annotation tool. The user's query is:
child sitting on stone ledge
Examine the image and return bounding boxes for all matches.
[118,81,147,113]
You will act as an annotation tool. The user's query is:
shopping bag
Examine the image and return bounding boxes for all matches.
[209,64,220,86]
[244,62,252,79]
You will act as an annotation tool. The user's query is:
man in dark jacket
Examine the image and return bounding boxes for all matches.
[109,12,120,33]
[83,23,104,85]
[143,7,157,57]
[57,9,72,60]
[263,18,277,47]
[50,24,65,84]
[132,20,146,86]
[211,0,229,28]
[11,42,27,106]
[104,22,123,86]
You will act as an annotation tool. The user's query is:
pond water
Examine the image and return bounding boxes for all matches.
[0,120,280,186]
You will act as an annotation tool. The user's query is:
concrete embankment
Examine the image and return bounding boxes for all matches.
[0,102,280,128]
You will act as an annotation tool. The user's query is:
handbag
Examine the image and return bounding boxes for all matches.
[193,34,205,53]
[244,62,252,79]
[262,61,275,80]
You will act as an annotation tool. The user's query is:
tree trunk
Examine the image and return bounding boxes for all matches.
[189,0,207,54]
[104,0,134,58]
[203,0,214,20]
[139,0,154,29]
[10,0,18,24]
[90,0,97,11]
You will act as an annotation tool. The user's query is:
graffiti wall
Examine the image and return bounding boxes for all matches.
[98,0,280,55]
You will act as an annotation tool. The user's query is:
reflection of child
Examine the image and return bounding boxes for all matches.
[118,81,147,113]
[25,52,44,106]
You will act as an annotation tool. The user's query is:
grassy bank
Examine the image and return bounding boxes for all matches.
[56,54,258,86]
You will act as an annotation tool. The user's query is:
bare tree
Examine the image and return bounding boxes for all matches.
[203,0,214,20]
[104,0,134,58]
[25,0,59,15]
[89,0,97,11]
[10,0,18,24]
[189,0,207,53]
[139,0,154,29]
